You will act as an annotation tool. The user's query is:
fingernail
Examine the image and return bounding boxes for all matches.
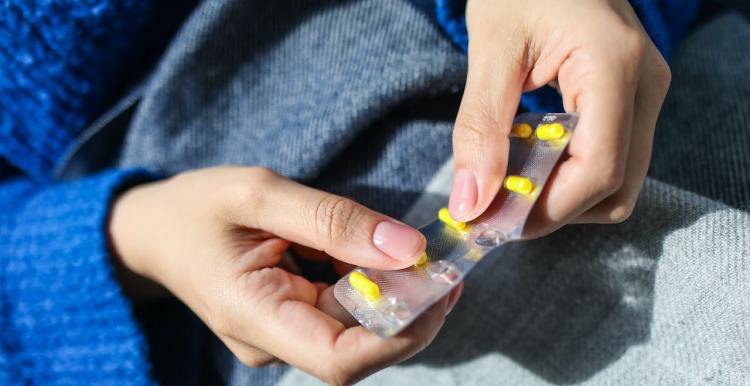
[449,168,478,221]
[373,221,425,262]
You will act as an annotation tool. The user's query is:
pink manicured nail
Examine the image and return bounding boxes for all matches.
[448,168,478,220]
[373,221,425,262]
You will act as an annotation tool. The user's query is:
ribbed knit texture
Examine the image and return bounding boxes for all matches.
[435,0,701,112]
[0,1,153,181]
[650,12,750,209]
[0,168,157,385]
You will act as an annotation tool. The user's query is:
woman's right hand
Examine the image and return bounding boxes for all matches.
[109,166,462,385]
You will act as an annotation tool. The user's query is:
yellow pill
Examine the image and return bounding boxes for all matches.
[415,253,429,268]
[511,123,533,139]
[536,123,565,141]
[504,175,534,195]
[438,207,467,231]
[349,271,381,302]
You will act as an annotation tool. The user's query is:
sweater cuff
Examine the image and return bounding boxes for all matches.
[434,0,700,112]
[1,169,159,385]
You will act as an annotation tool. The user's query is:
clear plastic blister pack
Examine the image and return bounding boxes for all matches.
[333,113,578,337]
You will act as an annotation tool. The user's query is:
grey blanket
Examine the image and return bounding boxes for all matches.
[278,12,750,386]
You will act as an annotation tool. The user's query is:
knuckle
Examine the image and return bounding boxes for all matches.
[314,196,360,247]
[652,55,672,91]
[608,195,638,224]
[321,364,355,386]
[222,167,279,208]
[245,166,280,185]
[620,27,646,60]
[597,164,626,195]
[206,310,236,340]
[453,108,498,147]
[245,267,295,299]
[238,352,273,368]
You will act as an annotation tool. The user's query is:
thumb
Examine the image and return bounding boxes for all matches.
[238,169,426,270]
[449,39,527,221]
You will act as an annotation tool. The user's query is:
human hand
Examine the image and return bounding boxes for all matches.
[449,0,671,237]
[110,166,462,385]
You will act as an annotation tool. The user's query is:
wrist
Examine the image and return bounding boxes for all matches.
[109,181,160,279]
[109,180,173,299]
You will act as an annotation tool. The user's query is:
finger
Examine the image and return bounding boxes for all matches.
[252,287,454,385]
[269,359,287,367]
[332,259,355,277]
[449,35,528,222]
[219,335,278,368]
[236,171,426,269]
[524,42,641,237]
[446,282,464,315]
[231,238,289,273]
[313,281,329,293]
[316,285,358,327]
[573,46,670,223]
[292,244,331,263]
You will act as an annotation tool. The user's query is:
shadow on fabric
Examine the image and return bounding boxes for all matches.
[405,186,723,384]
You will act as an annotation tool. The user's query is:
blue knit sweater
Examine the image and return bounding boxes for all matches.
[0,1,699,384]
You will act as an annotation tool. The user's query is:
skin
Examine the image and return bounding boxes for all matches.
[110,0,671,384]
[449,0,672,237]
[111,167,463,386]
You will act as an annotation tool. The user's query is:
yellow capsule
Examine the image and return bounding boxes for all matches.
[415,253,429,268]
[438,207,467,231]
[504,175,534,195]
[510,123,533,139]
[349,271,381,302]
[536,123,565,141]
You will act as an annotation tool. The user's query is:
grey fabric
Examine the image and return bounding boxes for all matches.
[120,0,465,218]
[281,180,750,386]
[275,12,750,386]
[114,0,750,383]
[649,12,750,209]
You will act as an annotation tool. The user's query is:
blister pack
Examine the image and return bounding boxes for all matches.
[333,113,578,337]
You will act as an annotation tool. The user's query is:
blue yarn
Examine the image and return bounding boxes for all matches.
[435,0,700,113]
[1,168,158,385]
[0,1,153,181]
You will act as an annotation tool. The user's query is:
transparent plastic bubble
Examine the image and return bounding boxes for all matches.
[475,228,504,247]
[381,298,411,325]
[426,260,461,285]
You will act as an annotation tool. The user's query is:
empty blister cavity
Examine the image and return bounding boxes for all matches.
[474,227,505,248]
[425,260,461,284]
[334,113,578,337]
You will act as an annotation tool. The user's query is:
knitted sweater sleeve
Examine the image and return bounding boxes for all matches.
[434,0,701,112]
[0,168,157,385]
